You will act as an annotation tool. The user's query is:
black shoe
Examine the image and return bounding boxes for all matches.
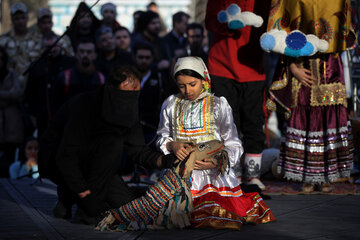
[53,201,72,219]
[73,207,97,225]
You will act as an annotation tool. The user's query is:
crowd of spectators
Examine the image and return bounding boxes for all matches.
[0,1,210,178]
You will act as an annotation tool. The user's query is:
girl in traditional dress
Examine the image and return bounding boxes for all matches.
[96,56,275,231]
[265,0,354,193]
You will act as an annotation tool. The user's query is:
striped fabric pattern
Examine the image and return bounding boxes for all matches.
[112,169,183,229]
[279,121,354,183]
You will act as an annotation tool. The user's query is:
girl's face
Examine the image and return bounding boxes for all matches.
[176,75,204,100]
[25,140,39,160]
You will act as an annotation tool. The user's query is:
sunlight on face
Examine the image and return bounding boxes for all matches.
[176,75,204,100]
[119,77,140,91]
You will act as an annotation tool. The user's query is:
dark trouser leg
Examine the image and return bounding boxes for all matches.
[211,75,243,177]
[211,76,266,179]
[106,174,137,209]
[54,183,76,218]
[240,81,266,180]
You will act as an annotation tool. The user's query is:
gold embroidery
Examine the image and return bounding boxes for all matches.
[310,82,347,107]
[309,58,347,107]
[269,67,289,91]
[291,76,302,108]
[266,99,277,112]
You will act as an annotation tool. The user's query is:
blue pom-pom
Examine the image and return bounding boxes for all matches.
[228,20,244,29]
[217,11,228,23]
[260,34,276,51]
[286,31,306,50]
[300,42,314,56]
[227,3,240,15]
[284,47,301,57]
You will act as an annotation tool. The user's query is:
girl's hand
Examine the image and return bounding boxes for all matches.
[166,141,190,160]
[26,158,37,168]
[194,158,218,170]
[289,63,316,87]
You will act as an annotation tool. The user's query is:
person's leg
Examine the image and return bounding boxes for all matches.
[211,75,242,177]
[106,174,137,209]
[240,81,266,190]
[54,183,76,219]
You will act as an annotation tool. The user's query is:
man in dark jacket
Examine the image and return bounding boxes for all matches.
[133,41,163,147]
[53,38,105,113]
[25,32,76,137]
[53,65,174,222]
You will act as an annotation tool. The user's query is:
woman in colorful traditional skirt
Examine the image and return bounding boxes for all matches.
[264,0,354,193]
[95,56,275,231]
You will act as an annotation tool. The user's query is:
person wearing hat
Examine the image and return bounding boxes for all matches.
[0,1,42,90]
[31,7,74,57]
[100,2,120,32]
[132,11,169,73]
[66,2,101,52]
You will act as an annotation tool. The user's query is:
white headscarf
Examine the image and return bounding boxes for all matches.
[173,56,211,92]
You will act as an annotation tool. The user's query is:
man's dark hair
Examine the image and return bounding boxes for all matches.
[114,26,131,36]
[138,11,159,32]
[132,41,154,55]
[146,1,158,9]
[172,11,190,27]
[95,26,113,43]
[186,22,204,35]
[174,69,204,82]
[76,37,96,50]
[108,65,141,88]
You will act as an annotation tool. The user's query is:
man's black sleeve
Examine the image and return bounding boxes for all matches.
[124,122,162,169]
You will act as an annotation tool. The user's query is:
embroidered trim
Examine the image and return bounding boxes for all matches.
[310,82,347,107]
[173,95,216,143]
[269,66,289,90]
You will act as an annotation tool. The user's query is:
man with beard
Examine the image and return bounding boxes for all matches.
[25,32,76,137]
[132,11,169,72]
[53,38,104,113]
[95,27,132,78]
[186,23,208,63]
[54,65,175,223]
[133,41,163,146]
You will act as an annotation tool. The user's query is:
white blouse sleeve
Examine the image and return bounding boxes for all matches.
[217,97,243,168]
[156,96,175,155]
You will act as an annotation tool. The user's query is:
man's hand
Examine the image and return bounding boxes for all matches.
[166,141,190,160]
[289,62,316,87]
[78,189,91,198]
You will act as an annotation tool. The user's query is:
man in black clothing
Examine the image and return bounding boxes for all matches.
[132,11,169,72]
[160,11,189,62]
[54,65,174,221]
[25,32,76,137]
[133,42,163,147]
[186,23,208,63]
[95,26,133,78]
[53,38,105,113]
